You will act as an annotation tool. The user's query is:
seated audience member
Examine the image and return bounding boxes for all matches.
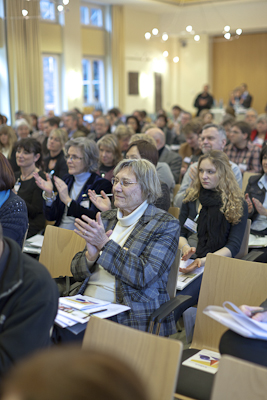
[245,144,267,262]
[228,87,243,110]
[171,112,191,145]
[245,108,257,131]
[129,133,175,193]
[194,84,214,116]
[85,139,172,211]
[88,109,103,133]
[155,114,172,145]
[0,223,58,379]
[171,105,182,123]
[175,150,247,321]
[34,137,112,229]
[71,159,180,337]
[250,114,267,147]
[126,115,140,134]
[114,125,134,157]
[14,139,45,238]
[107,108,123,133]
[179,121,202,180]
[174,124,242,208]
[146,128,182,183]
[0,154,28,247]
[30,113,38,132]
[1,347,150,400]
[221,115,235,144]
[240,83,253,108]
[220,301,267,368]
[88,116,110,142]
[64,111,86,139]
[0,125,17,160]
[43,128,68,187]
[224,121,261,173]
[72,107,90,136]
[133,109,147,130]
[10,119,32,172]
[38,117,61,157]
[199,109,213,125]
[97,134,122,181]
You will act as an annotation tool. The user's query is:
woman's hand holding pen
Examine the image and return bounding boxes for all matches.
[239,305,267,321]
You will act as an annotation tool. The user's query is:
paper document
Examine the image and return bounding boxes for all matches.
[60,295,110,311]
[203,301,267,340]
[23,234,44,254]
[249,234,267,248]
[177,259,204,290]
[182,349,220,374]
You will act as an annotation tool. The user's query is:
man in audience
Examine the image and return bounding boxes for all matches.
[240,83,253,108]
[174,124,242,207]
[107,108,123,132]
[88,116,109,142]
[171,105,182,123]
[245,108,257,129]
[64,112,86,139]
[194,84,214,116]
[73,108,90,136]
[89,109,103,133]
[224,121,261,173]
[0,224,58,379]
[146,128,182,183]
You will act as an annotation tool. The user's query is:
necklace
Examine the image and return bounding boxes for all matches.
[21,167,38,181]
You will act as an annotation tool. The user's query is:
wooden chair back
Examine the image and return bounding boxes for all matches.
[173,184,181,199]
[211,355,267,400]
[168,207,180,219]
[242,171,258,194]
[234,219,251,259]
[83,316,183,400]
[39,225,85,278]
[167,248,181,299]
[191,253,267,352]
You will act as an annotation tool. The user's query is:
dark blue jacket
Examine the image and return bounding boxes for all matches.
[44,172,112,225]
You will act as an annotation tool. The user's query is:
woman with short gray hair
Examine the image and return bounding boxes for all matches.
[34,137,112,229]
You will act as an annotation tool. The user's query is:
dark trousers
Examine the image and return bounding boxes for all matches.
[174,274,202,322]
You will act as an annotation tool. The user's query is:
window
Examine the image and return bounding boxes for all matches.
[82,58,105,109]
[40,0,55,21]
[42,55,60,115]
[80,4,103,27]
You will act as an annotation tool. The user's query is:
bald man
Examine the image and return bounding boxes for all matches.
[146,128,182,183]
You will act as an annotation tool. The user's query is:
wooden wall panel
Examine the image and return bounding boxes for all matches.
[212,32,267,114]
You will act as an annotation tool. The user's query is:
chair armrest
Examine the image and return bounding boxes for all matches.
[242,250,264,261]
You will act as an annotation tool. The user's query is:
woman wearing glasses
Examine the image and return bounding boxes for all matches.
[68,159,180,338]
[34,137,112,230]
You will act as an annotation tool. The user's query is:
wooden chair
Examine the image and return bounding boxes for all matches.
[234,219,251,259]
[173,183,181,199]
[242,171,258,194]
[211,355,267,400]
[39,225,85,278]
[168,206,180,219]
[83,316,183,400]
[175,253,267,400]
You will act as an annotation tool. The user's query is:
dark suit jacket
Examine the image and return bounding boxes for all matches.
[158,146,182,183]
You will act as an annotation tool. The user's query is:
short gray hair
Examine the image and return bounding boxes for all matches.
[114,159,162,204]
[202,123,227,141]
[65,137,99,172]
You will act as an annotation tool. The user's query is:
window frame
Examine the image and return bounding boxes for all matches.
[80,3,104,29]
[42,53,61,115]
[82,56,105,110]
[40,0,59,23]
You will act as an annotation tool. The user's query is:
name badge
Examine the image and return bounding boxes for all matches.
[80,200,90,209]
[184,218,197,233]
[238,163,247,172]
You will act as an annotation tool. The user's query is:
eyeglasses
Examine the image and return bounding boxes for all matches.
[65,155,83,161]
[111,177,138,187]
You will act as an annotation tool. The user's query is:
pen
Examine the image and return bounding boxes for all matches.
[82,194,113,198]
[89,309,108,316]
[250,308,267,316]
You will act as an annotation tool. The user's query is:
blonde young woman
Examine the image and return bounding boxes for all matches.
[0,125,17,159]
[97,134,122,181]
[175,150,248,320]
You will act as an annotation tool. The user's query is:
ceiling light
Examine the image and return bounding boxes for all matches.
[224,32,231,40]
[22,9,28,16]
[186,25,193,33]
[173,56,179,63]
[57,4,64,11]
[224,25,230,32]
[194,35,200,42]
[162,33,168,41]
[236,28,242,35]
[163,51,169,57]
[145,32,151,40]
[63,0,69,4]
[152,28,159,36]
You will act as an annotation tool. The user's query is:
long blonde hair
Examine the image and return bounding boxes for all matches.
[0,125,17,158]
[184,150,244,224]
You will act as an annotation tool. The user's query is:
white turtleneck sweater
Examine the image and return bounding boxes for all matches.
[84,200,148,302]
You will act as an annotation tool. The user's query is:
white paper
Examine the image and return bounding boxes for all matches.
[182,349,220,374]
[26,234,44,247]
[177,259,204,290]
